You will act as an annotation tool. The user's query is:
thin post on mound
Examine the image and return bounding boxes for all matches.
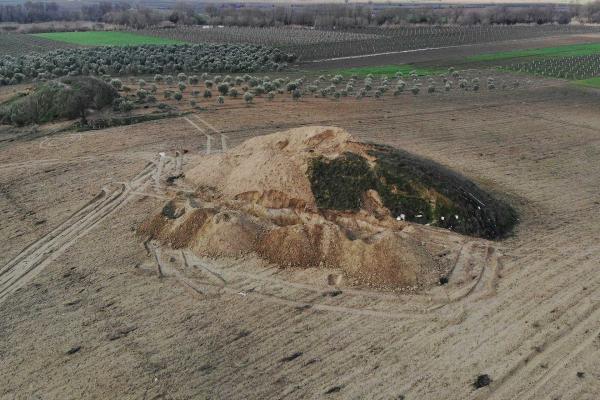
[155,152,166,191]
[175,151,183,175]
[206,135,212,155]
[221,134,228,151]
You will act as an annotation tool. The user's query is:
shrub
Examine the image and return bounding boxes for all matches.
[286,81,299,92]
[188,75,199,85]
[110,78,122,89]
[154,74,164,83]
[243,91,254,104]
[174,91,183,101]
[119,100,134,113]
[0,76,118,125]
[203,89,212,98]
[217,82,229,95]
[217,96,224,104]
[178,82,187,92]
[411,86,420,95]
[292,88,301,101]
[228,87,239,98]
[253,85,265,95]
[267,91,275,101]
[205,80,214,88]
[136,88,148,101]
[138,79,146,88]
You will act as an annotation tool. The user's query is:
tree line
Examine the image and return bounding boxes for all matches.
[3,1,600,29]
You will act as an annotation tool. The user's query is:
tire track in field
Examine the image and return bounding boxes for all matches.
[0,160,163,304]
[150,231,499,321]
[183,115,229,153]
[484,296,600,400]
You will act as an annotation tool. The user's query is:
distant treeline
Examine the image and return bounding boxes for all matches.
[3,1,600,29]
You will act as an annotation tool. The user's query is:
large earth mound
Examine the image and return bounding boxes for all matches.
[139,126,516,289]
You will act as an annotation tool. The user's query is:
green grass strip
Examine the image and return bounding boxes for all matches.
[32,31,186,46]
[329,64,445,78]
[573,76,600,88]
[467,43,600,62]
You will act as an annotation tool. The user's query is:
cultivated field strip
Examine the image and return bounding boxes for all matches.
[0,161,160,304]
[138,25,600,61]
[0,32,79,56]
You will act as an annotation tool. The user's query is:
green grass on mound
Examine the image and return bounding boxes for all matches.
[330,64,444,78]
[32,31,185,46]
[307,146,517,240]
[468,43,600,62]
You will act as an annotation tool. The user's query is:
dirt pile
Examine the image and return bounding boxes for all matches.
[139,126,516,289]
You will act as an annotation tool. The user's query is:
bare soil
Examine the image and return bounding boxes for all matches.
[0,79,599,399]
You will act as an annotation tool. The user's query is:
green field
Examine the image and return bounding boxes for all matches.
[32,31,185,46]
[573,77,600,88]
[330,64,445,78]
[467,43,600,62]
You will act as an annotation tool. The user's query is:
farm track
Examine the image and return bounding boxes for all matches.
[0,160,164,304]
[149,238,499,320]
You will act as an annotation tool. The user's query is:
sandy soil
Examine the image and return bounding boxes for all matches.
[0,79,599,399]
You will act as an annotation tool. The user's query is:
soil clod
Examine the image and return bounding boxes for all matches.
[473,374,492,389]
[280,352,303,362]
[324,386,343,394]
[108,326,137,341]
[66,346,81,355]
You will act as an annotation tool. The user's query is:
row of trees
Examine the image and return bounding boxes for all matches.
[5,1,600,29]
[0,44,294,86]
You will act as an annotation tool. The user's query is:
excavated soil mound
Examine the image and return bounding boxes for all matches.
[139,126,516,289]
